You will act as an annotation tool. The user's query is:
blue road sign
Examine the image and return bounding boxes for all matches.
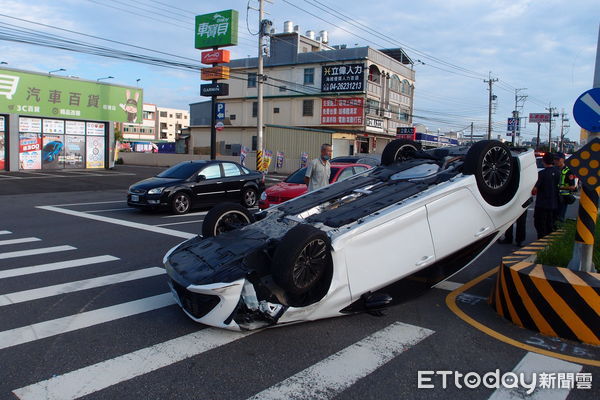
[216,102,225,121]
[507,118,519,136]
[573,88,600,132]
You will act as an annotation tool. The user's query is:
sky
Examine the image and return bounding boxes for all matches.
[0,0,598,143]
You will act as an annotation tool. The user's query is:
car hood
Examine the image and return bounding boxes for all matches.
[130,177,183,190]
[266,182,307,197]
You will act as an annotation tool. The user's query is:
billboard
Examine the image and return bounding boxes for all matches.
[529,113,550,123]
[195,10,239,49]
[0,68,143,123]
[321,63,364,92]
[321,98,363,125]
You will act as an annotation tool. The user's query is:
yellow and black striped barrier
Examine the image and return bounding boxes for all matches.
[574,185,599,244]
[491,239,600,345]
[256,149,264,173]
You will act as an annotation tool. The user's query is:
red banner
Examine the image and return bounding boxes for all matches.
[321,98,364,125]
[201,50,231,65]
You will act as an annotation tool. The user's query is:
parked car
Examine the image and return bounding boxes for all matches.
[164,139,537,330]
[127,160,264,214]
[259,163,372,209]
[330,153,381,167]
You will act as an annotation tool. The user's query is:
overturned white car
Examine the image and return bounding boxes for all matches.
[164,140,537,330]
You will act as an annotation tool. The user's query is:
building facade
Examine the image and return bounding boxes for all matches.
[188,25,415,165]
[157,106,189,142]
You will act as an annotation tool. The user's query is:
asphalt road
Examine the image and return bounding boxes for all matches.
[0,166,597,400]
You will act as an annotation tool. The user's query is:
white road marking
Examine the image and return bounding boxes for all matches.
[37,206,196,239]
[488,352,582,400]
[247,322,434,400]
[12,328,253,400]
[86,208,135,213]
[0,255,119,279]
[0,174,21,179]
[0,293,175,350]
[0,237,41,246]
[433,280,462,291]
[0,267,165,306]
[0,173,135,180]
[48,200,125,207]
[0,245,76,260]
[155,219,204,227]
[0,230,13,235]
[162,210,209,218]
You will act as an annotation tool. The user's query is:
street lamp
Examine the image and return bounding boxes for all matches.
[136,78,141,87]
[49,68,66,74]
[97,76,114,82]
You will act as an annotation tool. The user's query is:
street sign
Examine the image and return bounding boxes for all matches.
[194,10,238,49]
[201,49,231,65]
[201,83,229,96]
[215,121,224,131]
[201,66,230,81]
[507,118,520,135]
[573,88,600,132]
[567,138,600,189]
[215,102,225,120]
[529,113,550,123]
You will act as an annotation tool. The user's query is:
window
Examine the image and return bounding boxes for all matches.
[160,131,167,139]
[143,111,151,119]
[252,102,258,117]
[273,107,280,114]
[353,166,368,174]
[302,99,314,116]
[337,167,354,182]
[184,115,188,119]
[223,163,241,177]
[304,68,314,85]
[160,111,167,117]
[247,72,257,88]
[279,85,287,92]
[367,99,380,115]
[176,113,182,119]
[368,65,381,83]
[252,136,257,151]
[390,75,401,92]
[200,164,221,179]
[169,114,173,118]
[230,114,236,120]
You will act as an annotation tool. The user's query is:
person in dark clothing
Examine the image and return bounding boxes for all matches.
[532,153,560,238]
[554,152,577,222]
[498,209,528,246]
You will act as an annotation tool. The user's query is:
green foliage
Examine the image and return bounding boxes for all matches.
[114,126,123,143]
[535,220,600,272]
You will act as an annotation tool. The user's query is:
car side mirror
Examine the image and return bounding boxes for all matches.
[196,174,206,182]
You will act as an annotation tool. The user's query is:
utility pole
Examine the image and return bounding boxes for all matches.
[470,122,474,143]
[513,88,527,146]
[546,104,554,152]
[256,0,265,172]
[484,72,498,140]
[559,110,569,152]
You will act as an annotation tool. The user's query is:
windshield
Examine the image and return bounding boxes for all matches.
[156,162,204,179]
[284,167,341,184]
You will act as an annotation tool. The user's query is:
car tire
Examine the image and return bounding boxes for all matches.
[171,192,191,215]
[202,202,255,237]
[462,140,517,206]
[241,187,258,208]
[381,139,421,166]
[272,224,332,295]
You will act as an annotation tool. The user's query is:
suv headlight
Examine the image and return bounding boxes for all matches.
[147,187,164,195]
[260,191,267,201]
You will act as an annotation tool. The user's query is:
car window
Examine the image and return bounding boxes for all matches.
[156,162,205,179]
[336,167,354,182]
[223,162,241,177]
[353,166,368,174]
[285,167,308,184]
[329,167,341,183]
[200,164,222,179]
[240,166,250,174]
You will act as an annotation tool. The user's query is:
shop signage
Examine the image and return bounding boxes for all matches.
[529,113,550,123]
[195,10,239,49]
[366,116,384,132]
[396,126,416,139]
[201,83,229,96]
[0,68,142,123]
[321,63,364,93]
[201,66,230,81]
[201,49,231,64]
[321,98,363,125]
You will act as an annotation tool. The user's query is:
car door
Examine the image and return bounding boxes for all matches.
[343,206,436,300]
[191,163,225,205]
[220,162,246,201]
[425,187,495,260]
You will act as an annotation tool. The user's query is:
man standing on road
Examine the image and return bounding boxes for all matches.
[532,153,560,238]
[554,152,577,222]
[304,144,332,192]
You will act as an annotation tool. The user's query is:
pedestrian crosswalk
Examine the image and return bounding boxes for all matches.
[0,229,589,400]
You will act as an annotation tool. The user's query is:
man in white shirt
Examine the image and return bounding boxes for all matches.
[304,144,332,191]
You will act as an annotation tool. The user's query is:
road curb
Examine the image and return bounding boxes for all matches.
[490,232,600,345]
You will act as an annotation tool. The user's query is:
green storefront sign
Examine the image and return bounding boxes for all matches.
[195,9,238,49]
[0,68,143,123]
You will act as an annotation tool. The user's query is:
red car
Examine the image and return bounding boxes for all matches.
[259,163,372,209]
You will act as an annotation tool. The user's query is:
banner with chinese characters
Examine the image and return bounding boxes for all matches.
[195,10,238,49]
[276,151,284,169]
[262,149,273,171]
[240,146,248,166]
[300,152,309,168]
[321,98,364,125]
[321,63,364,92]
[19,133,42,170]
[0,68,143,123]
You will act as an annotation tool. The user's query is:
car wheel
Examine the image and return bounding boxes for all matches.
[171,192,191,215]
[202,202,255,237]
[381,139,421,166]
[241,187,258,208]
[462,140,517,206]
[272,224,331,295]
